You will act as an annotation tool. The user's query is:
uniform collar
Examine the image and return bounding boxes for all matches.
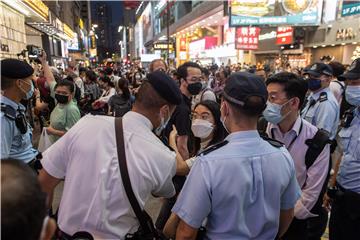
[309,87,330,100]
[269,115,302,136]
[124,111,153,130]
[0,95,25,111]
[225,130,260,141]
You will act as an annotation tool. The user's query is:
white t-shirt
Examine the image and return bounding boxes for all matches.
[74,77,85,98]
[329,80,345,105]
[98,87,116,103]
[41,112,176,239]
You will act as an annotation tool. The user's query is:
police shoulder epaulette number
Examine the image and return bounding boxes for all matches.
[260,135,284,148]
[198,140,229,156]
[319,92,328,102]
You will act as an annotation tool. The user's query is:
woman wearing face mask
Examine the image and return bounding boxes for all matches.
[163,101,226,239]
[46,80,81,143]
[92,76,116,112]
[169,100,226,175]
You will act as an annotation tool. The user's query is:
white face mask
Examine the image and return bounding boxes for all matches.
[154,108,170,136]
[191,119,214,139]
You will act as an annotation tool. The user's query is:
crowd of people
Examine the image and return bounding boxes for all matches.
[1,50,360,240]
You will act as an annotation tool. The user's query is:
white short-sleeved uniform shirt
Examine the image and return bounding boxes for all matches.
[41,112,176,239]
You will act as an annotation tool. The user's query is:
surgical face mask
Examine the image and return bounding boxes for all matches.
[263,99,292,124]
[307,78,322,91]
[55,94,69,104]
[191,119,214,139]
[154,109,170,136]
[220,103,229,133]
[187,82,203,95]
[20,80,34,100]
[345,85,360,107]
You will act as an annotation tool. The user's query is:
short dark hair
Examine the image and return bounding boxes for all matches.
[99,76,115,88]
[135,81,168,110]
[105,67,113,75]
[79,67,87,74]
[55,79,75,93]
[226,95,266,118]
[328,61,345,78]
[1,76,16,90]
[1,159,47,240]
[177,62,202,80]
[202,68,210,77]
[266,72,308,109]
[85,70,97,82]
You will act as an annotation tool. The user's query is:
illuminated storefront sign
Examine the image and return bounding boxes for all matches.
[180,38,187,51]
[336,27,356,41]
[23,0,49,20]
[79,18,84,29]
[229,0,322,26]
[154,42,174,50]
[342,1,360,17]
[276,27,293,45]
[63,23,74,39]
[235,27,260,50]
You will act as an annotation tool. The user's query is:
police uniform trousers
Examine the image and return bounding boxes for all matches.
[329,184,360,240]
[281,218,308,240]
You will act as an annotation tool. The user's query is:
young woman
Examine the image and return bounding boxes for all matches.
[163,100,226,238]
[46,80,81,143]
[91,76,116,111]
[108,77,132,117]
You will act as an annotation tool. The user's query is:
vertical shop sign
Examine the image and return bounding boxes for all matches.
[235,27,260,50]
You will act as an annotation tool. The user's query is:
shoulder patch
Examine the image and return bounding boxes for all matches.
[319,92,328,102]
[198,140,229,156]
[1,104,16,120]
[260,135,284,148]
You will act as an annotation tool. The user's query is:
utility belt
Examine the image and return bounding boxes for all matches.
[328,183,360,220]
[27,152,43,173]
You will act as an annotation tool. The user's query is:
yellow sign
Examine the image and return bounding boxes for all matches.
[154,43,174,50]
[23,0,49,20]
[63,23,74,39]
[79,18,84,29]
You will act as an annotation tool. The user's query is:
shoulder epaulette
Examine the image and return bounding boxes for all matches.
[1,104,16,120]
[260,135,284,148]
[198,140,229,156]
[319,92,328,102]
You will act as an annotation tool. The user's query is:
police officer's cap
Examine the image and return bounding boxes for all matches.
[1,59,34,79]
[338,58,360,81]
[223,72,268,108]
[147,70,182,105]
[303,62,333,77]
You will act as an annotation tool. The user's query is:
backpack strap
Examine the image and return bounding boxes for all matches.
[304,129,331,170]
[261,135,284,148]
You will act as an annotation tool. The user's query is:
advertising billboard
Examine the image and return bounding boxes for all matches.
[235,27,260,50]
[341,0,360,17]
[229,0,323,26]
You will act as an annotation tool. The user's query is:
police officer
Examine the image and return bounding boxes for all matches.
[301,63,340,239]
[301,62,340,141]
[326,58,360,240]
[38,71,183,239]
[1,59,38,165]
[171,72,301,239]
[263,72,330,240]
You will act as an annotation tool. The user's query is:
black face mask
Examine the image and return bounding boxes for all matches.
[55,94,69,104]
[187,82,203,95]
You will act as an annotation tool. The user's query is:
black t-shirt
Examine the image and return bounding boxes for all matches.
[163,94,193,152]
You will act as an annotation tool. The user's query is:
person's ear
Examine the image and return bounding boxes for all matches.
[291,97,300,110]
[40,218,56,240]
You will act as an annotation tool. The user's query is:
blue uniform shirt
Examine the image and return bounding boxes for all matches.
[337,108,360,193]
[1,95,37,162]
[172,130,301,240]
[301,87,339,140]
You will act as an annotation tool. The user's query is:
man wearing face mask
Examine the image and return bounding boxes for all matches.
[1,59,39,166]
[325,58,360,240]
[156,62,203,231]
[38,71,182,239]
[301,63,340,143]
[173,72,301,240]
[263,72,330,240]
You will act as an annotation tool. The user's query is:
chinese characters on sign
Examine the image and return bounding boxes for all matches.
[235,27,260,50]
[276,27,293,45]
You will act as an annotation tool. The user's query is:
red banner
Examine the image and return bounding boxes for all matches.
[180,38,187,51]
[235,27,260,50]
[276,27,293,45]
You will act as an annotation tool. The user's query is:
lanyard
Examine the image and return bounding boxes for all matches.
[271,120,303,151]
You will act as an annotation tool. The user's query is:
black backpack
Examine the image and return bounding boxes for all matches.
[109,95,131,117]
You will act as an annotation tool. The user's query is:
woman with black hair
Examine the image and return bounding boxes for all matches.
[107,77,132,117]
[46,80,81,143]
[91,76,116,111]
[163,100,226,238]
[169,100,226,175]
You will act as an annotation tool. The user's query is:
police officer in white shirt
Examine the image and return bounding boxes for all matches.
[38,71,183,239]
